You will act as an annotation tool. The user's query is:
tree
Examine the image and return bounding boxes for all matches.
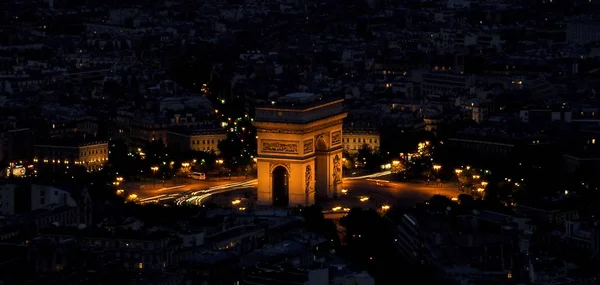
[301,206,340,247]
[483,175,520,204]
[342,150,355,171]
[458,194,475,208]
[356,145,384,172]
[145,140,168,166]
[340,208,402,284]
[427,194,454,211]
[189,151,216,172]
[217,134,252,167]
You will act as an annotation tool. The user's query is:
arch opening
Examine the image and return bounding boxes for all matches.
[272,166,289,207]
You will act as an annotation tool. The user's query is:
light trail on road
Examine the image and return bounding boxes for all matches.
[181,170,393,206]
[177,179,257,205]
[138,170,392,206]
[344,171,391,180]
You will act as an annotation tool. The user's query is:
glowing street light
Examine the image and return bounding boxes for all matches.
[433,164,441,180]
[151,166,159,188]
[381,205,390,211]
[231,199,241,205]
[481,181,488,187]
[455,169,464,190]
[127,193,138,201]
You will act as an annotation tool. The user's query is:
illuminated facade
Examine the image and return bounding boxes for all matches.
[253,93,347,207]
[33,141,108,171]
[342,128,380,154]
[167,128,227,154]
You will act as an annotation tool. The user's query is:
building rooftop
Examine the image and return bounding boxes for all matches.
[255,93,344,111]
[34,134,107,148]
[40,227,173,241]
[185,250,237,264]
[168,126,226,136]
[207,225,264,244]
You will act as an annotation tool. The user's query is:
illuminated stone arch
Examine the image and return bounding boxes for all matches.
[269,163,291,176]
[254,96,347,207]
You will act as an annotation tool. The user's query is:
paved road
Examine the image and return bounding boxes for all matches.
[194,178,459,214]
[133,170,459,212]
[320,179,460,212]
[123,176,253,199]
[344,179,459,205]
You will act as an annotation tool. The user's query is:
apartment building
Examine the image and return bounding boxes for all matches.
[167,127,227,154]
[33,139,108,171]
[342,128,380,154]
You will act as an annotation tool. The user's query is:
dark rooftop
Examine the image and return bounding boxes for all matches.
[40,227,173,241]
[35,134,107,147]
[207,225,264,244]
[255,93,344,110]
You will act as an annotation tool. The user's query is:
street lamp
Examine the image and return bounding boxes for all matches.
[151,166,159,188]
[180,162,190,182]
[455,169,463,190]
[433,164,441,179]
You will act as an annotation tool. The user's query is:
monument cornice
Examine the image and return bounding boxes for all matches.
[254,113,347,134]
[257,145,343,161]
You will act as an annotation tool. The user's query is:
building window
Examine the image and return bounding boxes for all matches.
[138,262,143,269]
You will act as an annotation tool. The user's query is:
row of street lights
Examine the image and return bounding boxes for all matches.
[455,166,488,197]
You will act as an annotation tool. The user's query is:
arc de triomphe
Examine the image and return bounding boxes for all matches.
[253,93,347,207]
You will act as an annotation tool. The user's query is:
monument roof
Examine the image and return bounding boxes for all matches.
[255,94,344,111]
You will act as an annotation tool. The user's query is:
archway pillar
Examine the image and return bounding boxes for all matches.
[315,147,344,199]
